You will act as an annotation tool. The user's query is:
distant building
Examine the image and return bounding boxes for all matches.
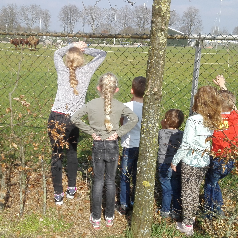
[167,27,188,47]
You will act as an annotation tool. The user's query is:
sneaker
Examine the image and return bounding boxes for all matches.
[89,213,101,230]
[66,187,77,199]
[176,222,194,236]
[105,216,114,227]
[117,205,129,215]
[171,211,182,221]
[54,192,64,205]
[160,210,170,218]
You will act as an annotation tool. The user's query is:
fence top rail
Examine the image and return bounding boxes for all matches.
[1,32,238,41]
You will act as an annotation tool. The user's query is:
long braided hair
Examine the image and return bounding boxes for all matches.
[98,73,118,132]
[65,47,84,95]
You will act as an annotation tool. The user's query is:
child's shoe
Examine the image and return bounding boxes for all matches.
[105,216,114,227]
[176,222,194,236]
[54,192,64,205]
[118,204,129,215]
[159,210,170,218]
[89,213,101,230]
[66,187,77,199]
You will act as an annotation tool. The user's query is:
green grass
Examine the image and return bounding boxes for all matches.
[1,40,238,168]
[0,39,238,237]
[0,210,73,237]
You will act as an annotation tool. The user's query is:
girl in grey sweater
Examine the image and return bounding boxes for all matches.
[48,41,106,205]
[71,73,138,229]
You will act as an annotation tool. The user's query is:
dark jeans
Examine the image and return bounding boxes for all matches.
[120,147,139,206]
[158,162,182,214]
[48,111,79,194]
[204,157,234,215]
[91,140,119,220]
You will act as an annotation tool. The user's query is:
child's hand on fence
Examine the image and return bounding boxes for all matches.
[213,75,227,90]
[92,133,102,141]
[73,41,87,52]
[161,119,167,129]
[106,132,118,140]
[171,163,176,172]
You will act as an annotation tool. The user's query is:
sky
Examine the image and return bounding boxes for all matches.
[0,0,236,34]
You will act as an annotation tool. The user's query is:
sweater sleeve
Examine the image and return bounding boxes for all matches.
[54,44,72,71]
[116,105,138,138]
[82,48,107,73]
[70,103,95,136]
[54,45,106,74]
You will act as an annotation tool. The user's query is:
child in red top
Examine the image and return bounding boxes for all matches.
[204,75,238,218]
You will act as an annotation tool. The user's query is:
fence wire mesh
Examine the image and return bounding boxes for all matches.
[1,33,238,164]
[0,33,238,231]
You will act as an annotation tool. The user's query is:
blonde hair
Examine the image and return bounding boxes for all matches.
[98,73,118,132]
[65,47,84,95]
[192,86,222,130]
[219,90,236,112]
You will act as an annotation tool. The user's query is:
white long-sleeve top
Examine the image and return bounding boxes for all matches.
[51,44,107,116]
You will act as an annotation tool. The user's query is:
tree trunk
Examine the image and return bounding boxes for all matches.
[131,0,171,237]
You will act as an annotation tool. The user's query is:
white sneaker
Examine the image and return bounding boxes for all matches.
[54,192,64,205]
[176,222,194,236]
[66,187,77,199]
[105,216,114,227]
[89,213,101,230]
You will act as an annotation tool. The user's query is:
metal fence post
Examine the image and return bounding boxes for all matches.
[189,38,202,116]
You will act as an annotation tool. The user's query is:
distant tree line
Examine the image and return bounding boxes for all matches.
[170,6,237,35]
[0,4,50,33]
[0,3,237,35]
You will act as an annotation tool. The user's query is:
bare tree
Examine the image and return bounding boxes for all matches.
[79,8,87,33]
[233,26,238,35]
[116,5,133,34]
[169,10,180,29]
[82,5,102,33]
[20,5,42,31]
[97,8,118,34]
[211,26,229,35]
[130,0,171,237]
[59,4,80,33]
[179,6,202,35]
[40,9,51,32]
[133,5,152,34]
[0,4,19,32]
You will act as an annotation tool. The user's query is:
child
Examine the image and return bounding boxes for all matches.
[71,73,138,229]
[204,75,238,218]
[171,86,222,236]
[119,76,146,215]
[157,109,184,220]
[48,41,106,205]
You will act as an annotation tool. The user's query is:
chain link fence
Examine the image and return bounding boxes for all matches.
[0,32,238,217]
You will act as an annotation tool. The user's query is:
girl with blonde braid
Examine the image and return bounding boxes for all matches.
[48,41,106,205]
[71,73,138,229]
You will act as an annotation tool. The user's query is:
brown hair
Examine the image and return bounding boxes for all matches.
[98,73,118,132]
[164,109,184,129]
[65,47,84,95]
[219,90,236,112]
[192,86,222,130]
[132,76,146,98]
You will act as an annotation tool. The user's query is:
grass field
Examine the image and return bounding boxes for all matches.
[0,39,238,237]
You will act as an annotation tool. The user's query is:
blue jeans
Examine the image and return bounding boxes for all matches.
[204,157,234,215]
[120,147,139,206]
[158,162,182,214]
[91,140,119,220]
